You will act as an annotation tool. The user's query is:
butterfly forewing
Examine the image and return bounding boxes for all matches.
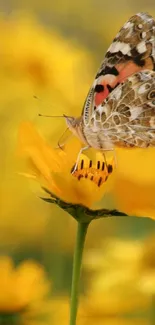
[83,12,155,127]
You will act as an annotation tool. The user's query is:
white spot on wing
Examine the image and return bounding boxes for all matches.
[96,74,116,84]
[124,21,133,29]
[108,41,131,55]
[114,87,122,100]
[130,106,143,119]
[137,41,147,54]
[138,23,143,29]
[142,31,146,38]
[138,83,151,94]
[97,104,104,114]
[121,43,131,55]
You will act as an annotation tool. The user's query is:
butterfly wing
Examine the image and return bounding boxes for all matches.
[83,12,155,126]
[91,70,155,148]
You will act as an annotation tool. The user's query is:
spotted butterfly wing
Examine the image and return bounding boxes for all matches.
[83,12,155,126]
[85,70,155,149]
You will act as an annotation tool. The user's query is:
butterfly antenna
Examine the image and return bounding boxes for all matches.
[38,113,65,118]
[34,95,68,118]
[34,96,73,148]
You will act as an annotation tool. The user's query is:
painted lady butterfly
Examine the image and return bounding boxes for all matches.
[65,12,155,157]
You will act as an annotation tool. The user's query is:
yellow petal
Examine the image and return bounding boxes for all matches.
[113,148,155,218]
[17,121,62,174]
[116,147,155,185]
[51,171,111,208]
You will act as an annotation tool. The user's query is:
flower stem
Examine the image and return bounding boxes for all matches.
[69,221,89,325]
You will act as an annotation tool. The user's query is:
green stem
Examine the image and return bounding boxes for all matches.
[69,222,89,325]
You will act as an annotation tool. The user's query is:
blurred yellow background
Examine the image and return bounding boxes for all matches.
[0,0,155,324]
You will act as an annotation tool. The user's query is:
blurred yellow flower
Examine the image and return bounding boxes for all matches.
[137,234,155,296]
[46,238,153,325]
[43,296,148,325]
[0,13,91,103]
[113,148,155,218]
[18,121,114,209]
[0,12,94,248]
[0,256,50,324]
[83,238,149,317]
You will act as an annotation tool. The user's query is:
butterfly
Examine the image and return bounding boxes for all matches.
[64,12,155,163]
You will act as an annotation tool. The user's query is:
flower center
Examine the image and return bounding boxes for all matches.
[71,159,113,187]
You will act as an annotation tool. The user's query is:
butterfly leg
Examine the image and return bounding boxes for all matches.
[102,152,108,169]
[56,128,74,150]
[71,145,90,174]
[102,147,117,169]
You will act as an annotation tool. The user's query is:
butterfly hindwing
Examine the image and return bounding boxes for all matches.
[91,70,155,148]
[83,12,155,127]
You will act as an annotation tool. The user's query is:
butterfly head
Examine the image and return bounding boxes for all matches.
[64,115,76,128]
[64,115,81,133]
[64,115,86,144]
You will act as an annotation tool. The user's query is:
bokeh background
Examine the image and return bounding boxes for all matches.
[1,0,155,324]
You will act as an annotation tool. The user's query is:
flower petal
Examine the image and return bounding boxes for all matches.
[51,171,112,208]
[113,148,155,218]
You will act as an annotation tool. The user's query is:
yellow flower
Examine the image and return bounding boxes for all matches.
[0,256,50,324]
[0,12,92,133]
[113,148,155,218]
[17,122,114,210]
[83,238,149,320]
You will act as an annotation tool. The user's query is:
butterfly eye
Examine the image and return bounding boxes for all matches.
[148,90,155,100]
